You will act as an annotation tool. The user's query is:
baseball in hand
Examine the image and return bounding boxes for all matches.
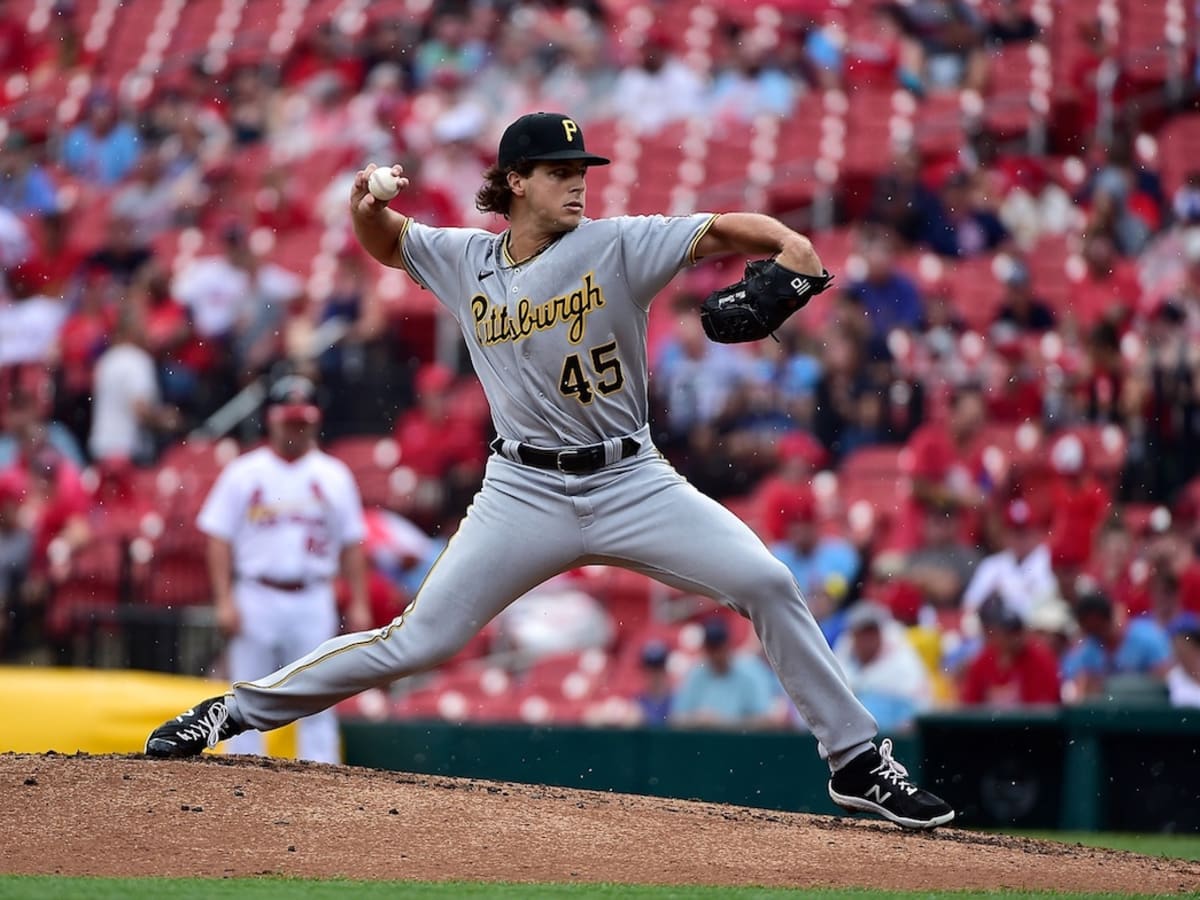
[368,167,401,201]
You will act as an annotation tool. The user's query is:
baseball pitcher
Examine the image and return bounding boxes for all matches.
[147,112,954,829]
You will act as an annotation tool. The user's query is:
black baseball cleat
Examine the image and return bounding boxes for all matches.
[145,695,246,758]
[828,739,955,830]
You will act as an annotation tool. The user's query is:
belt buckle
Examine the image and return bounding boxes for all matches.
[556,449,582,473]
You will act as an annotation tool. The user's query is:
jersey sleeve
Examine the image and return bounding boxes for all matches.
[196,464,242,541]
[399,221,488,311]
[616,213,719,309]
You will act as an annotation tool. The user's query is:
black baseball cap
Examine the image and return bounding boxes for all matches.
[702,617,730,648]
[497,112,610,169]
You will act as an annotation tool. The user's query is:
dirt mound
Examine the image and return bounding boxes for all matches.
[2,752,1197,892]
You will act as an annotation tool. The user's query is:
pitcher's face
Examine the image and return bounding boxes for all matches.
[511,162,588,232]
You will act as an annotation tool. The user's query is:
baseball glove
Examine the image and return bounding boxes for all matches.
[700,259,834,344]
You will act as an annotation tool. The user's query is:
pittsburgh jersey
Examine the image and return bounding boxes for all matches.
[197,447,367,582]
[400,213,717,446]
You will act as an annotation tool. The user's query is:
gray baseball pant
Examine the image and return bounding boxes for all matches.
[230,442,878,770]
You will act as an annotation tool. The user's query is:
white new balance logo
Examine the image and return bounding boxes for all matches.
[865,784,893,805]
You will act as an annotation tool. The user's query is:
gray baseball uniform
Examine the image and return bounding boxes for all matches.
[229,213,878,770]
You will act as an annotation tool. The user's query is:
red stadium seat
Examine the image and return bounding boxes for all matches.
[984,42,1049,139]
[518,649,609,702]
[144,523,211,609]
[839,444,909,480]
[327,436,401,509]
[1069,423,1128,479]
[1119,0,1191,90]
[1158,113,1200,198]
[914,90,970,162]
[45,537,126,639]
[158,439,237,480]
[166,0,223,59]
[574,566,655,642]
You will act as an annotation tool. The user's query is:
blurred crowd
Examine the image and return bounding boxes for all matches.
[2,0,1200,725]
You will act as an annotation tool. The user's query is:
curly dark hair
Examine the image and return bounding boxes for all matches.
[475,160,537,218]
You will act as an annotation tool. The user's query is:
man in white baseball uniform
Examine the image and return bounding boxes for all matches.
[195,374,370,763]
[147,113,954,829]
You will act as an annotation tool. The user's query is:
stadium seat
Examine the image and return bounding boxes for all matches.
[984,42,1049,140]
[914,90,971,162]
[839,444,909,480]
[328,435,401,509]
[938,255,1010,332]
[166,0,224,59]
[1118,0,1191,90]
[1158,113,1200,198]
[518,649,609,702]
[158,439,237,480]
[575,566,654,643]
[1024,234,1074,310]
[143,524,211,609]
[45,537,126,639]
[1070,423,1128,480]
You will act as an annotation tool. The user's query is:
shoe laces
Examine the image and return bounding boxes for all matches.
[177,702,230,749]
[870,738,918,795]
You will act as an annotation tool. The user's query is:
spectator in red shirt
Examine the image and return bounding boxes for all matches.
[86,457,152,540]
[0,0,34,74]
[1074,319,1128,426]
[753,431,827,542]
[1126,507,1200,622]
[14,444,90,599]
[900,383,990,549]
[1084,515,1152,618]
[984,329,1043,424]
[393,364,487,529]
[133,261,200,411]
[960,595,1062,707]
[393,364,485,477]
[283,21,366,92]
[337,566,404,632]
[1068,20,1130,141]
[843,5,920,92]
[27,1,92,88]
[1046,433,1110,576]
[3,400,85,500]
[1069,232,1141,331]
[55,265,117,446]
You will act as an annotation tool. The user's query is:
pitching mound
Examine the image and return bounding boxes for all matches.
[2,752,1198,893]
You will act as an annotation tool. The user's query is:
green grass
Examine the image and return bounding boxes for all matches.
[1008,831,1200,862]
[0,879,1192,900]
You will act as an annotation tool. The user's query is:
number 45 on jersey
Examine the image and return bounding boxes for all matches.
[559,340,625,405]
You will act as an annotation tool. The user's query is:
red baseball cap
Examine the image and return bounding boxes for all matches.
[267,375,321,425]
[415,364,455,395]
[776,431,828,469]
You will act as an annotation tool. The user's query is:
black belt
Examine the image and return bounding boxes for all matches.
[491,436,640,474]
[251,577,325,593]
